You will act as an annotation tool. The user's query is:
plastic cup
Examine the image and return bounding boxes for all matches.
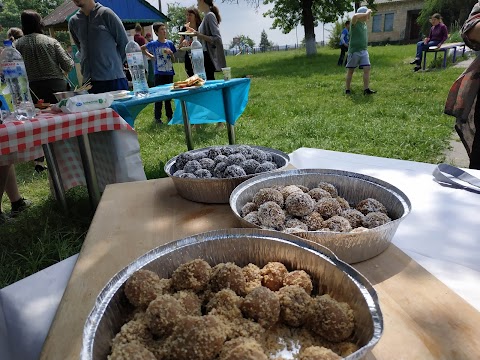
[221,67,231,81]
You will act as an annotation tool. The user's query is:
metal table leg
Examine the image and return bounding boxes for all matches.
[222,88,235,145]
[180,100,193,150]
[42,143,68,212]
[77,134,101,210]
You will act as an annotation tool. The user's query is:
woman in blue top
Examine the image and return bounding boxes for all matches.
[142,22,177,124]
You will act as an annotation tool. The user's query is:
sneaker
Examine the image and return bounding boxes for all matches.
[155,118,163,125]
[413,66,421,72]
[0,212,12,225]
[345,89,351,95]
[364,88,376,95]
[35,164,47,173]
[409,58,420,65]
[10,198,32,217]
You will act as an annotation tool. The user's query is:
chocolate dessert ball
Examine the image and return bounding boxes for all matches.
[255,161,277,174]
[299,346,341,360]
[308,188,332,201]
[173,290,202,316]
[219,337,268,360]
[322,215,352,232]
[261,261,288,291]
[210,262,247,296]
[278,285,312,327]
[178,172,196,178]
[221,146,236,156]
[241,159,260,175]
[341,209,365,228]
[241,202,258,217]
[244,211,261,226]
[171,259,212,292]
[183,160,202,174]
[207,147,223,159]
[109,342,157,360]
[356,197,388,215]
[250,148,267,163]
[285,192,315,217]
[213,162,228,178]
[302,211,324,231]
[192,150,208,160]
[297,185,310,193]
[242,263,262,293]
[224,165,247,178]
[317,182,338,197]
[206,288,243,320]
[237,145,254,158]
[145,294,187,337]
[162,315,226,360]
[194,169,212,178]
[336,196,350,210]
[285,217,308,231]
[280,185,304,200]
[213,154,228,164]
[315,198,342,219]
[241,286,280,328]
[363,211,391,228]
[124,270,161,308]
[199,157,215,172]
[172,170,185,177]
[175,152,195,170]
[283,270,313,294]
[309,294,355,342]
[226,153,246,166]
[253,188,284,207]
[257,201,286,229]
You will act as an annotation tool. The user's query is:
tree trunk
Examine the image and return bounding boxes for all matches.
[302,0,317,56]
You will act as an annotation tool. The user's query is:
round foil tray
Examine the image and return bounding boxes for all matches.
[230,168,411,264]
[81,229,383,360]
[164,145,290,203]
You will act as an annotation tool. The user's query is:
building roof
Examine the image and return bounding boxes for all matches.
[43,0,169,31]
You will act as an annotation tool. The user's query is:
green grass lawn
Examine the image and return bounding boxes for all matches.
[0,44,465,287]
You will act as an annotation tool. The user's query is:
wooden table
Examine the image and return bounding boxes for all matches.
[40,178,480,359]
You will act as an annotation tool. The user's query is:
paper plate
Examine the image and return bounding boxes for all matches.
[178,31,195,36]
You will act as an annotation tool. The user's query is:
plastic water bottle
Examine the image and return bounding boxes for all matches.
[0,40,35,120]
[191,36,206,80]
[125,36,149,97]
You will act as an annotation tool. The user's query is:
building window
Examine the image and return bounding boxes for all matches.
[372,14,382,33]
[384,13,394,32]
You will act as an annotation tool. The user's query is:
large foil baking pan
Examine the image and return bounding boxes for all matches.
[164,145,290,203]
[230,169,411,264]
[81,229,383,360]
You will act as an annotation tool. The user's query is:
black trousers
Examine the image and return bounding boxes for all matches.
[470,93,480,169]
[29,79,69,104]
[204,51,216,80]
[337,44,348,66]
[154,74,174,120]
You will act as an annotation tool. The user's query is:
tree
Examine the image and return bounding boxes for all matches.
[259,29,271,50]
[328,18,350,49]
[229,34,255,52]
[224,0,375,56]
[166,2,189,45]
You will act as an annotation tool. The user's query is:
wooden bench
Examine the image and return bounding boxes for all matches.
[422,42,466,70]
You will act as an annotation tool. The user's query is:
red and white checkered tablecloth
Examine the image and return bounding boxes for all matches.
[0,108,146,192]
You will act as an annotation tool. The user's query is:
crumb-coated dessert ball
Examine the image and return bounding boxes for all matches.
[226,153,246,166]
[219,337,268,360]
[261,261,288,291]
[241,286,280,328]
[162,315,226,360]
[207,147,223,159]
[299,346,342,360]
[332,342,359,357]
[206,288,243,320]
[257,201,286,229]
[213,154,228,164]
[250,148,267,163]
[111,317,153,348]
[242,263,262,293]
[175,152,195,170]
[145,294,187,337]
[356,197,388,215]
[108,342,157,360]
[124,270,162,308]
[213,162,228,178]
[341,209,365,228]
[178,172,196,178]
[285,192,315,217]
[280,185,304,200]
[350,226,368,233]
[255,161,277,173]
[336,196,350,210]
[302,211,324,231]
[297,185,310,193]
[283,270,313,294]
[363,211,391,228]
[309,294,355,342]
[278,285,312,327]
[173,290,202,316]
[322,215,352,232]
[192,150,208,160]
[183,160,202,174]
[253,188,284,207]
[224,165,247,178]
[241,202,258,217]
[221,146,236,156]
[283,227,307,234]
[308,188,332,201]
[172,170,185,177]
[194,169,212,178]
[241,159,260,175]
[199,157,215,172]
[210,262,247,296]
[317,182,338,197]
[171,259,212,292]
[315,198,342,220]
[244,211,261,226]
[237,145,254,158]
[285,217,308,231]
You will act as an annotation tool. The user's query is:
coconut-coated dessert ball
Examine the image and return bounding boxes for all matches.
[257,201,286,229]
[363,211,391,228]
[356,197,388,215]
[285,192,315,217]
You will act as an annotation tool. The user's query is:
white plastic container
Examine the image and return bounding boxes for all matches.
[125,36,149,97]
[191,36,206,80]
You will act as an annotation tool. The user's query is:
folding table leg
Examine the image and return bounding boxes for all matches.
[42,143,68,212]
[452,48,457,63]
[180,100,193,150]
[442,50,447,68]
[77,134,101,210]
[222,88,235,145]
[423,51,427,70]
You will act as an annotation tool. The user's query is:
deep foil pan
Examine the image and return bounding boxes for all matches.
[81,229,383,360]
[230,169,411,264]
[164,145,290,203]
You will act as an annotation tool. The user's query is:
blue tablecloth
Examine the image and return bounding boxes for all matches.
[109,78,250,127]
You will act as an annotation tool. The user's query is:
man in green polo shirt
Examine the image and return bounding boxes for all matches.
[345,6,376,95]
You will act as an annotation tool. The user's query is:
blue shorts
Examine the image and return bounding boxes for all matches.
[346,50,371,68]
